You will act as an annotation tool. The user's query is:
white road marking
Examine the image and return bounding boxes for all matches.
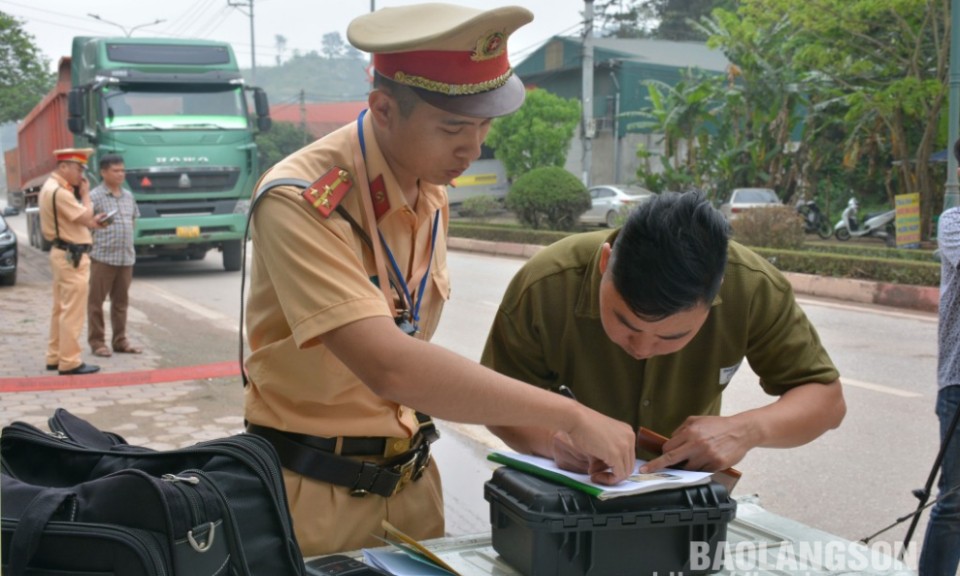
[842,378,922,398]
[796,297,937,323]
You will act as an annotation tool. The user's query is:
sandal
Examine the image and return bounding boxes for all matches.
[93,347,112,357]
[114,344,142,354]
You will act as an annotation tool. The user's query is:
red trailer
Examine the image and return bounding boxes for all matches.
[19,57,73,249]
[4,148,20,208]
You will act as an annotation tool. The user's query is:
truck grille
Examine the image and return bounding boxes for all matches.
[126,167,240,194]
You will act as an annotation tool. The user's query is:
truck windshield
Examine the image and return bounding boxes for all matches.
[102,86,247,130]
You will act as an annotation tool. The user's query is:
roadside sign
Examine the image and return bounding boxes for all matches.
[894,193,921,248]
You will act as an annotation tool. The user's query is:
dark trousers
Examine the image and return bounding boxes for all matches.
[919,385,960,575]
[87,259,133,351]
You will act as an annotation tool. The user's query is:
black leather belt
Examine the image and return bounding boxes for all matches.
[246,423,437,498]
[53,240,91,252]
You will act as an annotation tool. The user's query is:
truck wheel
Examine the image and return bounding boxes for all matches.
[222,240,242,272]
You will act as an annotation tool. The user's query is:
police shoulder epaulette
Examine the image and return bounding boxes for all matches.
[301,166,353,218]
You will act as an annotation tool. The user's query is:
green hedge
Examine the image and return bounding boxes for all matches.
[749,247,941,286]
[448,222,570,246]
[448,222,942,286]
[800,242,937,263]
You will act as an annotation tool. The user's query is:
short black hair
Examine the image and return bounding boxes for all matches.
[372,73,421,118]
[953,138,960,164]
[609,191,730,320]
[99,154,124,171]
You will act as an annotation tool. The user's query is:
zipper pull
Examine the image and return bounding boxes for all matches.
[162,474,200,485]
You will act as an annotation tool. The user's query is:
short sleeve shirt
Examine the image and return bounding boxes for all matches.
[90,184,139,266]
[938,207,960,390]
[38,173,92,245]
[244,113,451,439]
[481,230,839,438]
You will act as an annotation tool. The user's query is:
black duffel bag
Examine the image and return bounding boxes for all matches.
[1,408,305,576]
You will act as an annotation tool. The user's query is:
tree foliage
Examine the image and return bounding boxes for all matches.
[737,0,949,236]
[595,0,737,40]
[245,51,370,105]
[256,121,314,173]
[321,32,345,59]
[627,0,949,239]
[0,12,53,123]
[485,89,580,181]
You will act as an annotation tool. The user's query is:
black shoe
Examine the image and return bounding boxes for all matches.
[45,364,57,371]
[59,363,101,376]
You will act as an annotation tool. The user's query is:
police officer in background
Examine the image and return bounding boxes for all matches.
[40,148,108,375]
[244,3,635,556]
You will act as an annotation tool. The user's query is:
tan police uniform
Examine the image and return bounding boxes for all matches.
[245,115,449,555]
[243,3,533,556]
[39,152,95,372]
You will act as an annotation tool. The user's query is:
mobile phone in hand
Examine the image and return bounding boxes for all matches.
[99,209,119,224]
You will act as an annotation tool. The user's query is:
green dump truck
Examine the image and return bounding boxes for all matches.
[18,36,270,271]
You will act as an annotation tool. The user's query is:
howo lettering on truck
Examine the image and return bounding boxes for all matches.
[15,37,271,271]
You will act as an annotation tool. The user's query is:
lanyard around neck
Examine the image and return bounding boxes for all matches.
[356,109,440,330]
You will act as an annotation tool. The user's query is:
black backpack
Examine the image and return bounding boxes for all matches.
[1,408,305,575]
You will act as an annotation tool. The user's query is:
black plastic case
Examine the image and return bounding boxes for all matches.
[484,467,736,576]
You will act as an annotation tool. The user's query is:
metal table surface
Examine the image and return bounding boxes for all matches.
[314,496,916,576]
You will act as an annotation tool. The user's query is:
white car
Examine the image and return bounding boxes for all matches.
[719,187,780,220]
[581,185,655,227]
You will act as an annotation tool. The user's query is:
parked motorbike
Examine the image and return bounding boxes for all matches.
[796,199,832,239]
[834,197,896,246]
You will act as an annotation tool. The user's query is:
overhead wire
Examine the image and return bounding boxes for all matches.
[160,0,215,34]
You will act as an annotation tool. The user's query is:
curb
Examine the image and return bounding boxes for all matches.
[447,237,939,314]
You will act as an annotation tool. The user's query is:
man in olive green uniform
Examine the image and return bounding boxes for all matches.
[244,3,636,556]
[483,191,846,475]
[39,148,108,375]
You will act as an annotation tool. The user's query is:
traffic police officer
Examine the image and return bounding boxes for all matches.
[40,148,107,375]
[244,3,637,556]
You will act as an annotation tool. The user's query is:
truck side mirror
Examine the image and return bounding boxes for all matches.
[253,88,271,132]
[67,89,84,135]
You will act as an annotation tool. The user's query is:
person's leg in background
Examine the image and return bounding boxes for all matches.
[919,384,960,576]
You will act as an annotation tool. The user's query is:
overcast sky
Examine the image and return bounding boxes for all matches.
[2,0,589,72]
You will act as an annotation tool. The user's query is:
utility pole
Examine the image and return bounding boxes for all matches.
[581,0,595,187]
[609,68,621,184]
[88,14,165,37]
[299,89,308,145]
[227,0,256,83]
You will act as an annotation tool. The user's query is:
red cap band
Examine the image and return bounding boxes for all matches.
[55,152,89,164]
[374,48,512,96]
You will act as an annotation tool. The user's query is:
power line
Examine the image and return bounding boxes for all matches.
[175,0,223,37]
[161,0,216,33]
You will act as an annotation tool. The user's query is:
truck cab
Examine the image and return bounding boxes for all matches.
[64,37,270,271]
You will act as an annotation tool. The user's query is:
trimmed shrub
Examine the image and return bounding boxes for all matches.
[801,242,937,263]
[730,205,805,250]
[457,194,500,222]
[506,167,590,231]
[751,247,940,286]
[449,222,569,246]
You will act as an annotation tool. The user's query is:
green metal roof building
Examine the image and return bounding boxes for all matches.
[514,36,729,185]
